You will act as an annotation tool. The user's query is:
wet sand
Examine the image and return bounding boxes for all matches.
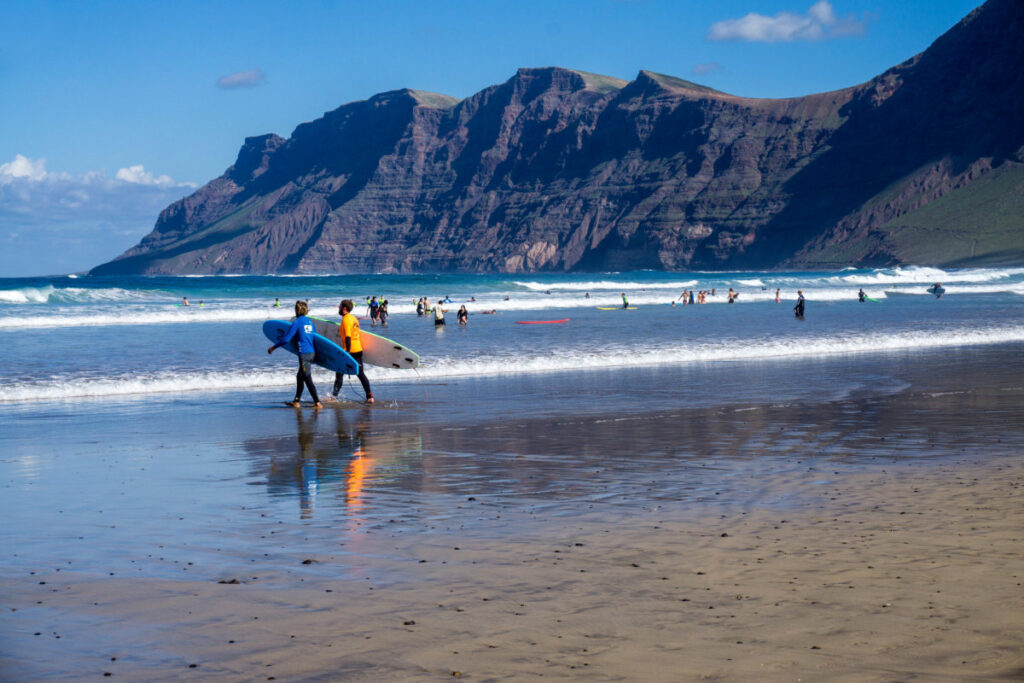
[2,347,1024,680]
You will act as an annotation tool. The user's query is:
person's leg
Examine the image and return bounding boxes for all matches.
[294,365,305,403]
[294,354,320,405]
[303,372,321,404]
[332,372,344,397]
[298,354,320,404]
[352,352,373,402]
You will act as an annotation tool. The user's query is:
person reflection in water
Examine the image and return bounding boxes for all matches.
[295,409,319,519]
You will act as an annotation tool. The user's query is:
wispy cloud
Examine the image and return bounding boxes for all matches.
[0,155,196,275]
[216,68,266,89]
[708,1,866,43]
[693,62,724,76]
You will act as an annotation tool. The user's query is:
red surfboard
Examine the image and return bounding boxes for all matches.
[516,319,570,324]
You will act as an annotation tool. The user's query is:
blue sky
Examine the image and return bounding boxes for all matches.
[0,0,983,276]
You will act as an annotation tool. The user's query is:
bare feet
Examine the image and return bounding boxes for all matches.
[289,401,301,408]
[313,402,322,410]
[366,396,374,404]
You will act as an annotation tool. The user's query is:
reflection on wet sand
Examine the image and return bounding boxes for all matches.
[244,408,423,519]
[241,377,1024,524]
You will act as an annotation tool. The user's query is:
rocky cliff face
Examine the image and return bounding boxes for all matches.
[93,0,1024,275]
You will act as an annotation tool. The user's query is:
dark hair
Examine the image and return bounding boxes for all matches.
[340,299,354,313]
[295,300,309,316]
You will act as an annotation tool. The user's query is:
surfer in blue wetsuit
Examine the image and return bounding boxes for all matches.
[267,300,322,409]
[794,290,805,318]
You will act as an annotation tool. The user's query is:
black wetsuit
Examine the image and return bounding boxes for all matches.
[794,295,805,318]
[333,352,372,401]
[296,353,320,403]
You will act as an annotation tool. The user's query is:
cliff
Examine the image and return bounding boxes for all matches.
[92,0,1024,275]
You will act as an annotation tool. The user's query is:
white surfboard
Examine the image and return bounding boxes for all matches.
[308,317,420,370]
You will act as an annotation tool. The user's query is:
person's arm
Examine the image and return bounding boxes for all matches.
[268,318,301,354]
[342,316,353,352]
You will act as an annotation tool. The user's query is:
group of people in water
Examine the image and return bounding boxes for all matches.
[260,285,851,407]
[366,296,389,326]
[415,296,485,325]
[673,289,717,305]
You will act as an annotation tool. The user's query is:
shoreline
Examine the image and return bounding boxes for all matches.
[2,346,1023,680]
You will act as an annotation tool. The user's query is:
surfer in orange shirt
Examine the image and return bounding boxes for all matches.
[331,299,374,404]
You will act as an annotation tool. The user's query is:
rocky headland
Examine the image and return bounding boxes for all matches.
[93,0,1024,275]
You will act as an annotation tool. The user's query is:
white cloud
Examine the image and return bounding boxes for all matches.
[0,155,197,276]
[708,1,866,43]
[0,154,50,182]
[216,68,266,89]
[115,164,178,187]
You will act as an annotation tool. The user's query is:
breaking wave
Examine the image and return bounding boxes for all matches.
[4,323,1022,403]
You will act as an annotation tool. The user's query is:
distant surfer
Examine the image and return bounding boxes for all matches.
[368,296,380,326]
[331,299,374,404]
[727,288,736,304]
[930,282,944,298]
[858,288,866,302]
[378,299,389,327]
[775,288,781,303]
[434,299,448,326]
[182,296,189,307]
[621,293,629,309]
[794,290,805,319]
[267,300,322,409]
[457,304,468,326]
[585,292,590,299]
[416,298,425,316]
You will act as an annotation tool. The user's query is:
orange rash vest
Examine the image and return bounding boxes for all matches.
[341,312,363,354]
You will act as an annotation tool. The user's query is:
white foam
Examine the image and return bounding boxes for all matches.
[0,286,55,304]
[514,279,698,292]
[0,285,164,305]
[833,266,1024,286]
[5,324,1022,403]
[0,307,282,329]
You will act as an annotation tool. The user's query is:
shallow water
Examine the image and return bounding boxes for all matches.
[3,343,1022,587]
[0,266,1023,402]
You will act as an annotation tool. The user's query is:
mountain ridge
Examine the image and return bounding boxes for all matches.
[93,0,1024,275]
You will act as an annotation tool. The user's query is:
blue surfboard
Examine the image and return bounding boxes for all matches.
[262,320,359,375]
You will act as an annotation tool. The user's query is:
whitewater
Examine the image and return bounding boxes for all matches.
[2,266,1023,404]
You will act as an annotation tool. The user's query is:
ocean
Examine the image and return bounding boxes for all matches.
[1,265,1023,405]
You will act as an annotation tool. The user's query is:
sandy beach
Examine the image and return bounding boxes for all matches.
[2,346,1023,681]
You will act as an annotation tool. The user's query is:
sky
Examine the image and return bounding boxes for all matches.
[0,0,984,277]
